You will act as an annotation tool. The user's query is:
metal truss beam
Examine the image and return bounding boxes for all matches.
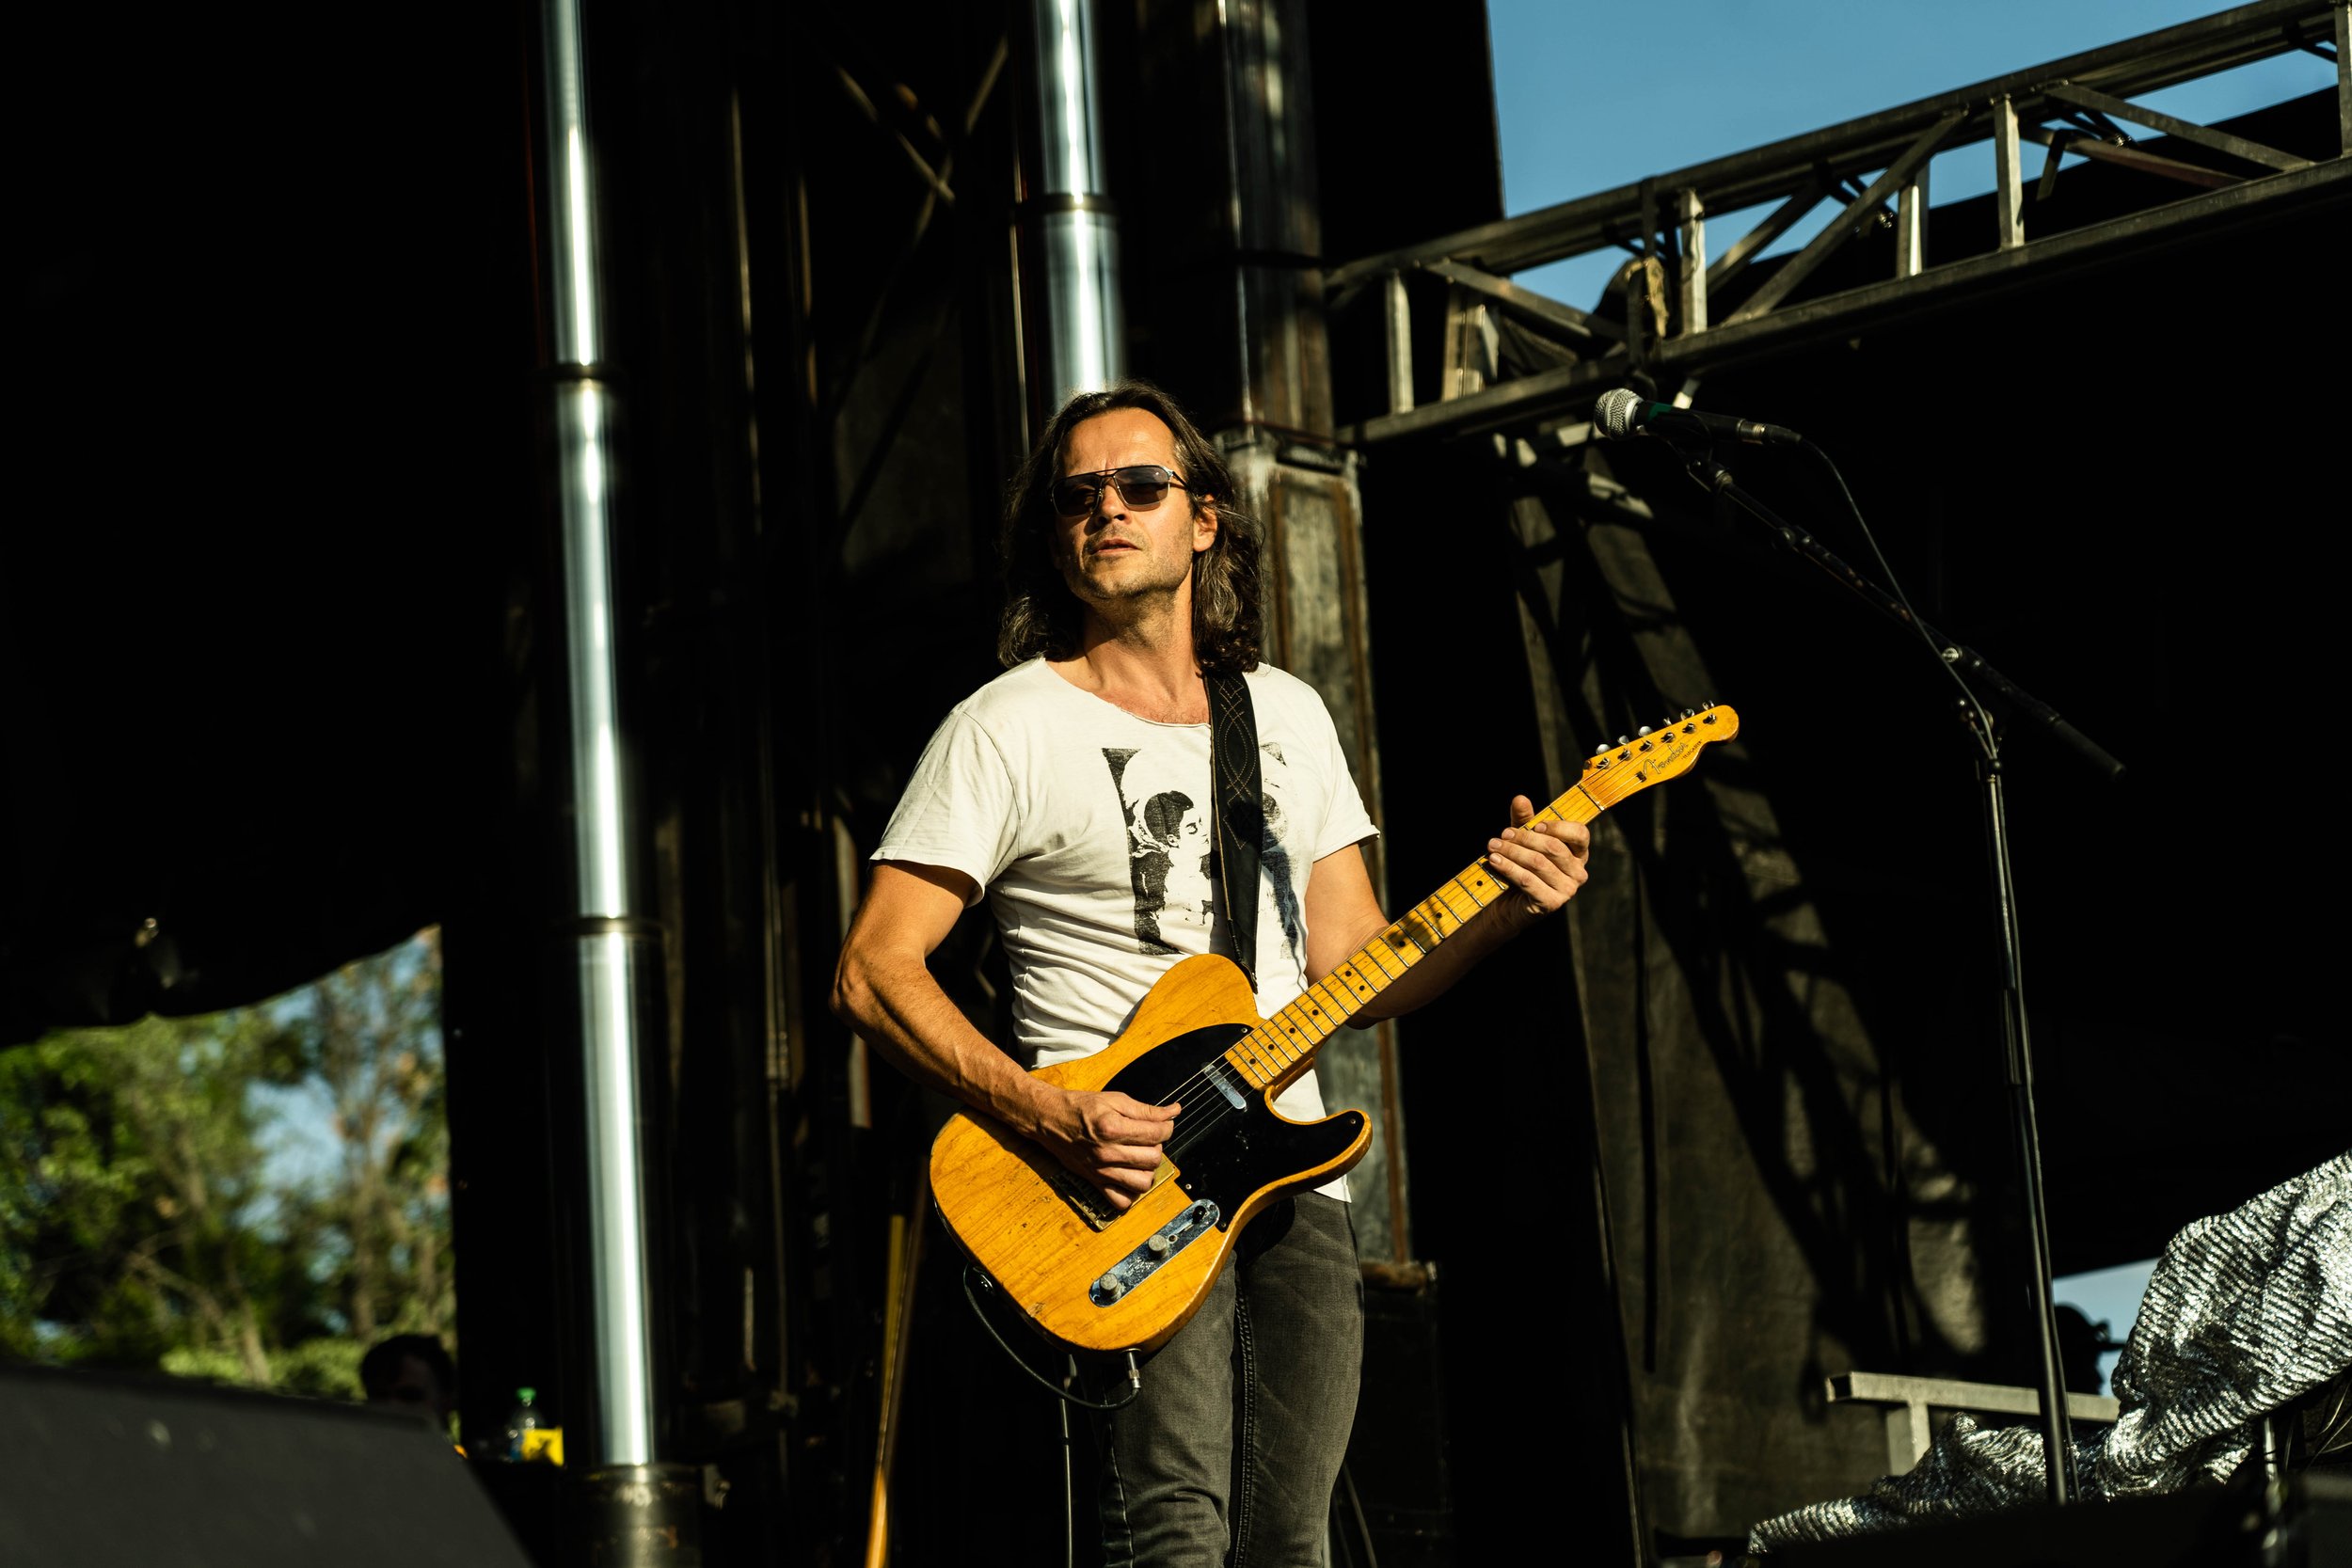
[2042,80,2312,169]
[1719,111,1963,326]
[1347,158,2349,445]
[1331,0,2351,444]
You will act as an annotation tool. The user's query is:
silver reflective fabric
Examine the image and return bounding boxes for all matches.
[1750,1150,2352,1552]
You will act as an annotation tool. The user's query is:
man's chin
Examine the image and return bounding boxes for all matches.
[1073,568,1181,603]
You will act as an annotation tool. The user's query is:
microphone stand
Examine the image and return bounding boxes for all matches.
[1650,431,2122,1507]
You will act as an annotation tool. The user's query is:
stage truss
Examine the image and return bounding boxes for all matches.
[1327,0,2352,449]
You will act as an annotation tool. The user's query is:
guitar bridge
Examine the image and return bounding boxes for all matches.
[1047,1166,1117,1230]
[1048,1158,1178,1231]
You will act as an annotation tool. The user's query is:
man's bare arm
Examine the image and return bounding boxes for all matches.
[831,862,1180,1209]
[1302,796,1591,1024]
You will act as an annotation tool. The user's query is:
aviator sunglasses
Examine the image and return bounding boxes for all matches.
[1051,465,1189,517]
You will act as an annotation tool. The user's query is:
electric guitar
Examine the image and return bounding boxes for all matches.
[930,703,1741,1353]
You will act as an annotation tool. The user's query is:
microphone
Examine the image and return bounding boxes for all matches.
[1594,388,1803,447]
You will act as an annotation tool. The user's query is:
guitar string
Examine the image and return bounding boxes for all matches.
[1147,948,1406,1164]
[1167,852,1534,1126]
[1150,869,1480,1122]
[1132,756,1659,1155]
[1143,866,1506,1166]
[1143,857,1536,1177]
[1077,731,1696,1201]
[1166,817,1577,1128]
[1146,764,1635,1135]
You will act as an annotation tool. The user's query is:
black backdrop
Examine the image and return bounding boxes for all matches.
[1337,87,2352,1553]
[7,2,2349,1560]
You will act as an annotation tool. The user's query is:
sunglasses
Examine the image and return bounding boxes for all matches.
[1051,465,1189,517]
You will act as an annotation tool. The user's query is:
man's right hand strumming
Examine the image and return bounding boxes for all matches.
[1024,1086,1182,1212]
[834,863,1186,1213]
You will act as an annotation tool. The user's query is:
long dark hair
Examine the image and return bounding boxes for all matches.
[995,381,1263,674]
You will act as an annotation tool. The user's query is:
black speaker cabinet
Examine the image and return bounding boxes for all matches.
[0,1363,534,1567]
[1337,1275,1455,1568]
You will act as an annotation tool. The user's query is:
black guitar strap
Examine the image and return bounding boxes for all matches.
[1203,667,1263,990]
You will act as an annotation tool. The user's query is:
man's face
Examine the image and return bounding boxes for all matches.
[1053,409,1217,619]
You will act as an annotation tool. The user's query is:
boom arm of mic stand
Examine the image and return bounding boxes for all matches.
[1938,647,2124,784]
[1689,455,2125,782]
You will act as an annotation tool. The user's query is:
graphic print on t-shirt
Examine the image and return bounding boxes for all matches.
[1102,747,1210,953]
[1101,741,1309,975]
[1251,737,1308,963]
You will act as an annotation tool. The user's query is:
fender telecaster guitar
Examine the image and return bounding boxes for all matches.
[931,703,1740,1353]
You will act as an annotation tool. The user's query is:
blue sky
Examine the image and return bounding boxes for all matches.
[1487,0,2336,308]
[251,930,441,1200]
[2054,1257,2156,1393]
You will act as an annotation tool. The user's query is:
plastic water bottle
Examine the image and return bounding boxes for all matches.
[502,1386,542,1463]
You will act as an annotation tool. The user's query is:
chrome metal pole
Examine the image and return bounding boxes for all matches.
[542,0,658,1470]
[1027,0,1123,404]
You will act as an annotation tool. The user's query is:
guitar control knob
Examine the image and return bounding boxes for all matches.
[1146,1233,1170,1258]
[1097,1272,1126,1300]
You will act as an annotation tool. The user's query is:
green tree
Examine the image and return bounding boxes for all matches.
[288,927,453,1347]
[0,1009,304,1380]
[0,930,451,1395]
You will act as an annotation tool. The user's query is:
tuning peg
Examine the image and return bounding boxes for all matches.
[1616,735,1629,746]
[1637,725,1652,736]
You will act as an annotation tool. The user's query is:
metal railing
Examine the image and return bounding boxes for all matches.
[1327,0,2351,444]
[1827,1370,2122,1477]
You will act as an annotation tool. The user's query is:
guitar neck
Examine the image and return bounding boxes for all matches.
[1216,706,1732,1097]
[1214,785,1598,1094]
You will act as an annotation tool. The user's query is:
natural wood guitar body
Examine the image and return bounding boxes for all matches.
[930,953,1369,1354]
[932,702,1740,1354]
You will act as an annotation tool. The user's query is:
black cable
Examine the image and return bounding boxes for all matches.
[1798,438,2001,752]
[1058,1375,1077,1568]
[961,1263,1143,1412]
[1338,1461,1382,1568]
[2303,1373,2352,1462]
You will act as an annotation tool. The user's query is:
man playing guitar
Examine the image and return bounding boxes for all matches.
[833,380,1591,1565]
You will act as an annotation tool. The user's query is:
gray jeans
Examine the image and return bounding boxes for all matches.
[1095,1194,1362,1568]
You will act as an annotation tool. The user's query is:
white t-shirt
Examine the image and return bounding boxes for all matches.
[873,657,1379,1199]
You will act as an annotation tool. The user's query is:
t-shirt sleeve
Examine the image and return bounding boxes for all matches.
[1307,694,1379,863]
[872,708,1024,897]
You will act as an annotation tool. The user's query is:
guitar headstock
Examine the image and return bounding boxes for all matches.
[1576,704,1740,807]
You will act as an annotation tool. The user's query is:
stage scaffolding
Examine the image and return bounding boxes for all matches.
[1326,0,2351,448]
[1300,2,2349,1552]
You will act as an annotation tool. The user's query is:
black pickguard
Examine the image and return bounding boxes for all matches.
[1104,1024,1366,1227]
